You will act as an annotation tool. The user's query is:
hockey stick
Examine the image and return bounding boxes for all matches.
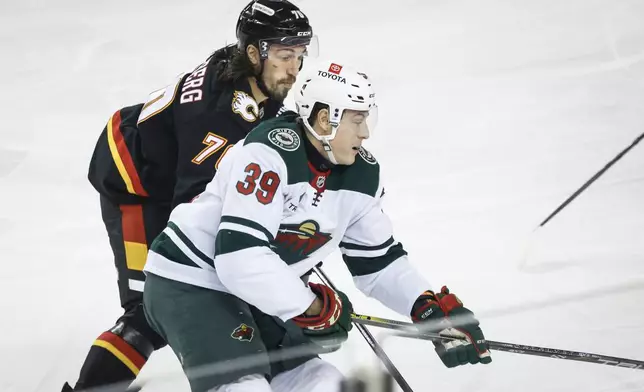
[538,130,644,228]
[351,313,644,370]
[312,266,415,392]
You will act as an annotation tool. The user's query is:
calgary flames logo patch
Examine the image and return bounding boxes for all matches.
[273,220,332,264]
[232,91,259,122]
[231,323,254,342]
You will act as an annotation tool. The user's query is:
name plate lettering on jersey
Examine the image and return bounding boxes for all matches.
[268,128,300,151]
[138,73,184,124]
[272,220,332,264]
[232,91,260,122]
[276,105,289,117]
[358,147,377,164]
[180,61,208,103]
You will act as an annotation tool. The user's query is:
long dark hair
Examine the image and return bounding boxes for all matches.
[212,44,258,83]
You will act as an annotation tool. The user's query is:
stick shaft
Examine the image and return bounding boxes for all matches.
[539,131,644,228]
[351,313,644,370]
[313,267,415,392]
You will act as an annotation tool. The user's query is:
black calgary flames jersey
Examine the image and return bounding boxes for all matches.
[88,49,287,207]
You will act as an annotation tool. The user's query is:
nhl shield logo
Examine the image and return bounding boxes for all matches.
[231,323,254,342]
[268,128,300,151]
[315,175,326,189]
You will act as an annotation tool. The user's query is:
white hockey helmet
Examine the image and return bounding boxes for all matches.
[295,61,378,164]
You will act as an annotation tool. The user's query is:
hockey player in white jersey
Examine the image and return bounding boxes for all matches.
[142,61,492,392]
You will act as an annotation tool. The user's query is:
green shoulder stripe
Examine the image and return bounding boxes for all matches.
[220,215,274,241]
[243,114,309,184]
[150,231,203,269]
[324,147,380,197]
[167,222,214,267]
[343,242,407,276]
[215,229,270,256]
[340,236,394,251]
[243,115,380,195]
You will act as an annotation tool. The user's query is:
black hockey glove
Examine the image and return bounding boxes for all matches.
[293,283,353,353]
[411,286,492,368]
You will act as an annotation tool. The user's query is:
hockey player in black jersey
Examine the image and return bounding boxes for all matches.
[62,1,317,391]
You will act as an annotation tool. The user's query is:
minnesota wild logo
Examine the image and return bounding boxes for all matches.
[272,220,332,264]
[268,128,300,151]
[231,323,254,342]
[358,147,377,165]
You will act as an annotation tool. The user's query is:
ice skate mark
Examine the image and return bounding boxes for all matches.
[483,49,644,81]
[0,148,27,177]
[479,279,644,319]
[518,259,577,274]
[594,372,644,392]
[519,242,644,274]
[602,2,644,87]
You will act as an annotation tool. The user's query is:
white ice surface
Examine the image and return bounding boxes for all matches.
[1,0,643,391]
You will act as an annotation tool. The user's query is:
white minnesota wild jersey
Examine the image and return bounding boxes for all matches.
[144,112,431,321]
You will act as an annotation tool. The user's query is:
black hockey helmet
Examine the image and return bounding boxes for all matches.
[236,0,314,59]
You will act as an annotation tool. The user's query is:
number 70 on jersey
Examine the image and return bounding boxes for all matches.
[191,133,280,204]
[191,132,233,169]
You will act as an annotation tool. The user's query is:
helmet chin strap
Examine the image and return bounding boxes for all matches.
[321,138,338,165]
[304,121,339,165]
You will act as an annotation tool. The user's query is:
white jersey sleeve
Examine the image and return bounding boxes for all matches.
[214,142,316,321]
[341,183,433,317]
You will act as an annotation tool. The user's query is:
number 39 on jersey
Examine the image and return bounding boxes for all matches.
[235,163,280,205]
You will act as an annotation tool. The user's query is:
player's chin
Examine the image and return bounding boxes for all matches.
[269,85,291,101]
[337,151,357,165]
[280,82,295,92]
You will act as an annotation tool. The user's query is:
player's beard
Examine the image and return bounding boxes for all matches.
[267,76,296,101]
